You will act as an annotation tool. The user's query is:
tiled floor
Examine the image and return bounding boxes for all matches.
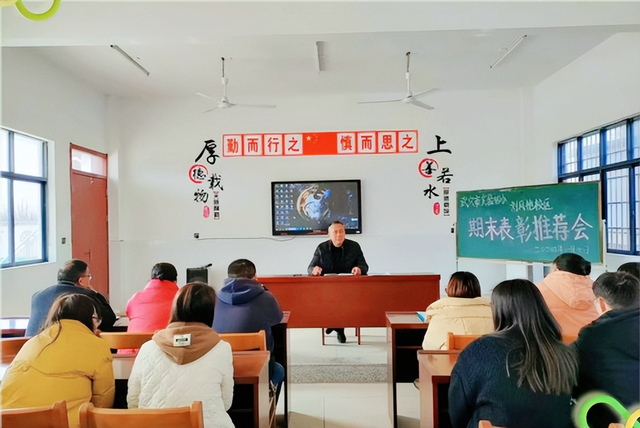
[276,328,421,428]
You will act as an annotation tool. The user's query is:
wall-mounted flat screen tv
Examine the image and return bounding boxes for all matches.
[271,180,362,235]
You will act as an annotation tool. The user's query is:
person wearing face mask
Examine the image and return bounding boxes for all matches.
[307,221,369,343]
[1,294,115,428]
[26,259,117,336]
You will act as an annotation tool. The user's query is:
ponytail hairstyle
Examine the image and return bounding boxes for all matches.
[491,279,578,395]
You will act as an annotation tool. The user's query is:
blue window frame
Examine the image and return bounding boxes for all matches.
[558,116,640,255]
[1,128,48,267]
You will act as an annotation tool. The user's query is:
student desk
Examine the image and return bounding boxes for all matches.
[112,350,273,428]
[386,312,429,428]
[418,351,459,428]
[1,317,29,337]
[259,274,440,331]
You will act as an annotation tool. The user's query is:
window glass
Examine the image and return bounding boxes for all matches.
[636,166,639,252]
[71,148,106,176]
[0,129,8,171]
[582,174,599,182]
[0,178,9,264]
[606,169,630,251]
[12,181,43,263]
[633,120,639,159]
[561,139,578,174]
[14,134,44,177]
[581,133,600,170]
[605,124,627,165]
[561,177,579,183]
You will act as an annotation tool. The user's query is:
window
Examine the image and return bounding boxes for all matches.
[558,117,640,255]
[1,128,48,267]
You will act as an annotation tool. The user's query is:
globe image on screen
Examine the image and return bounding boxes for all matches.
[297,186,331,221]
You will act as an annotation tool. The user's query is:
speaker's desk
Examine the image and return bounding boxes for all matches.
[258,274,440,329]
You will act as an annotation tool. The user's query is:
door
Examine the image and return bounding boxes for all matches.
[70,144,109,298]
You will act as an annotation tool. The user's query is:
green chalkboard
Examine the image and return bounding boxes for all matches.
[457,182,602,263]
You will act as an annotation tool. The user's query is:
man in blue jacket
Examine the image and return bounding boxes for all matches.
[573,271,639,428]
[27,259,117,336]
[213,259,285,400]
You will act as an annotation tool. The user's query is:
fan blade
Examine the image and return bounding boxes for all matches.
[413,88,438,99]
[196,92,217,100]
[233,103,276,109]
[409,99,434,110]
[357,98,403,104]
[202,107,218,113]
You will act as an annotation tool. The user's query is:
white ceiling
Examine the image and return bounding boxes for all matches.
[2,1,640,103]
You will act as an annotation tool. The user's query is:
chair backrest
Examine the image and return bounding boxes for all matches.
[78,401,204,428]
[609,424,624,428]
[1,336,30,364]
[479,420,505,428]
[99,332,153,350]
[561,334,578,344]
[1,400,69,428]
[219,330,266,351]
[446,332,481,351]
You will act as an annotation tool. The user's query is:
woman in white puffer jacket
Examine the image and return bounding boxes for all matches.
[128,282,235,428]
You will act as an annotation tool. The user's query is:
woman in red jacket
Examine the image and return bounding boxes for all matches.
[126,262,179,333]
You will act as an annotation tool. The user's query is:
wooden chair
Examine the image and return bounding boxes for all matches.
[1,400,69,428]
[1,336,30,364]
[561,334,578,344]
[446,332,481,351]
[479,421,505,428]
[78,401,203,428]
[219,330,266,351]
[99,332,153,350]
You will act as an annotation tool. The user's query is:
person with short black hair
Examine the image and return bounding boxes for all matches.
[421,272,493,350]
[448,279,577,428]
[617,261,640,280]
[307,221,369,343]
[27,259,117,336]
[128,282,234,428]
[537,253,598,337]
[213,259,285,401]
[126,262,179,333]
[573,271,640,428]
[1,294,115,427]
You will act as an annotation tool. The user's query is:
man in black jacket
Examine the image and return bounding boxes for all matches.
[573,271,639,428]
[307,221,369,343]
[26,259,117,336]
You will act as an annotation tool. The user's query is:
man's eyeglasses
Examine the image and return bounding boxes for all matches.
[82,274,93,280]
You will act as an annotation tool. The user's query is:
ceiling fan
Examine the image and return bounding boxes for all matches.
[197,57,276,111]
[358,52,437,110]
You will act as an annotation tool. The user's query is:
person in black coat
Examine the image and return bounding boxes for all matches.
[26,259,117,336]
[448,279,577,428]
[307,221,368,343]
[573,271,640,428]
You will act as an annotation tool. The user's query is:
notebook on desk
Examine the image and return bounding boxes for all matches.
[417,311,427,322]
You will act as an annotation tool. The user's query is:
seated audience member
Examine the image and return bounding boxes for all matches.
[213,259,285,400]
[617,261,640,279]
[128,282,234,428]
[573,271,640,428]
[27,259,117,336]
[1,294,115,428]
[422,271,493,350]
[126,262,179,332]
[448,279,577,428]
[537,252,598,336]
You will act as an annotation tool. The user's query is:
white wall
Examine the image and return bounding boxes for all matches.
[109,88,525,310]
[1,48,108,315]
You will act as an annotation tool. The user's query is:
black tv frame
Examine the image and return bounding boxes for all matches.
[271,179,362,236]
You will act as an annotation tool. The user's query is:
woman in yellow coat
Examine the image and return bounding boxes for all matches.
[1,294,115,428]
